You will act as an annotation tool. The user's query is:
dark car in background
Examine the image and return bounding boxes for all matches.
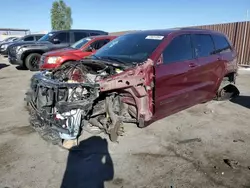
[0,34,44,56]
[0,36,19,44]
[8,29,108,71]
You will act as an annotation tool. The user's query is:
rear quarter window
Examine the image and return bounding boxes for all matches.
[74,32,88,42]
[212,34,232,54]
[192,34,215,58]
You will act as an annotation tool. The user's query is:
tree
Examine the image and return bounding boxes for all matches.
[50,0,73,30]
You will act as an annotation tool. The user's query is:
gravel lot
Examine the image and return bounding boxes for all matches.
[0,56,250,188]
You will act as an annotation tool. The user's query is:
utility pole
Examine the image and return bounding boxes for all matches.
[241,9,249,65]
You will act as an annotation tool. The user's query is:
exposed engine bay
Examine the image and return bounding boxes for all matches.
[25,59,155,148]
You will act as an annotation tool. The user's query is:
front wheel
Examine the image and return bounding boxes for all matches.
[25,53,41,71]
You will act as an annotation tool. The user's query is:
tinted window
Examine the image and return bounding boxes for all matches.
[23,36,34,41]
[192,34,215,57]
[35,35,43,41]
[90,39,111,50]
[55,32,69,43]
[163,34,193,64]
[90,33,102,36]
[94,33,164,64]
[74,32,88,42]
[212,34,232,53]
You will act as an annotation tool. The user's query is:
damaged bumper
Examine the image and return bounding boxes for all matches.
[25,71,99,141]
[25,59,154,147]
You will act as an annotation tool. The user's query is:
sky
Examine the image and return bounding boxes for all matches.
[0,0,249,33]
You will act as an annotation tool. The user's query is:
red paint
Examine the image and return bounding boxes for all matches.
[39,35,117,70]
[97,29,238,124]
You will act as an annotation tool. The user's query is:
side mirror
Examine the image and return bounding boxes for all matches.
[53,38,60,44]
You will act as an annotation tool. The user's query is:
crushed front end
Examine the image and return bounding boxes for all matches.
[25,59,154,149]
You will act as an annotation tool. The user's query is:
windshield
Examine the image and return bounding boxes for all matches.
[94,33,164,64]
[38,32,54,42]
[71,37,92,49]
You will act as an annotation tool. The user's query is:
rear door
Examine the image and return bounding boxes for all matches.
[212,34,237,76]
[154,34,198,118]
[191,34,221,100]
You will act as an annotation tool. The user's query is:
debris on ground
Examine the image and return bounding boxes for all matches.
[178,138,202,144]
[223,159,239,169]
[233,139,245,143]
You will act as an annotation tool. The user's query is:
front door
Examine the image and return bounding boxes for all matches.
[154,34,198,119]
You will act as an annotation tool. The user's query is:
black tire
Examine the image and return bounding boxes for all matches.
[25,53,41,71]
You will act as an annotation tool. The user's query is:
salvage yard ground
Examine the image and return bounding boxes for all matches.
[0,56,250,188]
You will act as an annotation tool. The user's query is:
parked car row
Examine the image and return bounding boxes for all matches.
[24,28,240,149]
[5,29,108,71]
[0,34,44,56]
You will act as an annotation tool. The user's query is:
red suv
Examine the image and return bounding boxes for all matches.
[39,35,117,70]
[26,28,239,149]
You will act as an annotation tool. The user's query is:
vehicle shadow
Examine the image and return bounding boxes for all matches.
[60,136,114,188]
[0,63,9,70]
[230,95,250,109]
[15,65,27,71]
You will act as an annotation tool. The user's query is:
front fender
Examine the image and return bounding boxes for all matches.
[99,59,155,122]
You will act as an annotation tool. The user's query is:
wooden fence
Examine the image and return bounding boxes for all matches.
[195,21,250,66]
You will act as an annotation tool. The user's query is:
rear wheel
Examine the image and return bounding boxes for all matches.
[25,53,41,71]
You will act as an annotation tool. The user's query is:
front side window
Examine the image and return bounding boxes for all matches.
[71,37,92,49]
[38,32,55,42]
[90,39,111,50]
[163,34,193,64]
[54,32,69,43]
[94,33,164,64]
[23,36,34,41]
[212,34,232,54]
[192,34,215,58]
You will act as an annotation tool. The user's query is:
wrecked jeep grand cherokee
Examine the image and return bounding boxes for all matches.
[25,28,239,149]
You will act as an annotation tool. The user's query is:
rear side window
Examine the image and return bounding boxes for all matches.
[74,32,88,42]
[163,34,193,64]
[55,32,69,43]
[192,34,215,58]
[212,34,232,53]
[23,36,34,41]
[90,39,111,50]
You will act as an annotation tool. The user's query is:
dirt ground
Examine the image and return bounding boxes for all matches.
[0,56,250,188]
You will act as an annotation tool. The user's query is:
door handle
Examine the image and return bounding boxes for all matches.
[189,63,197,68]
